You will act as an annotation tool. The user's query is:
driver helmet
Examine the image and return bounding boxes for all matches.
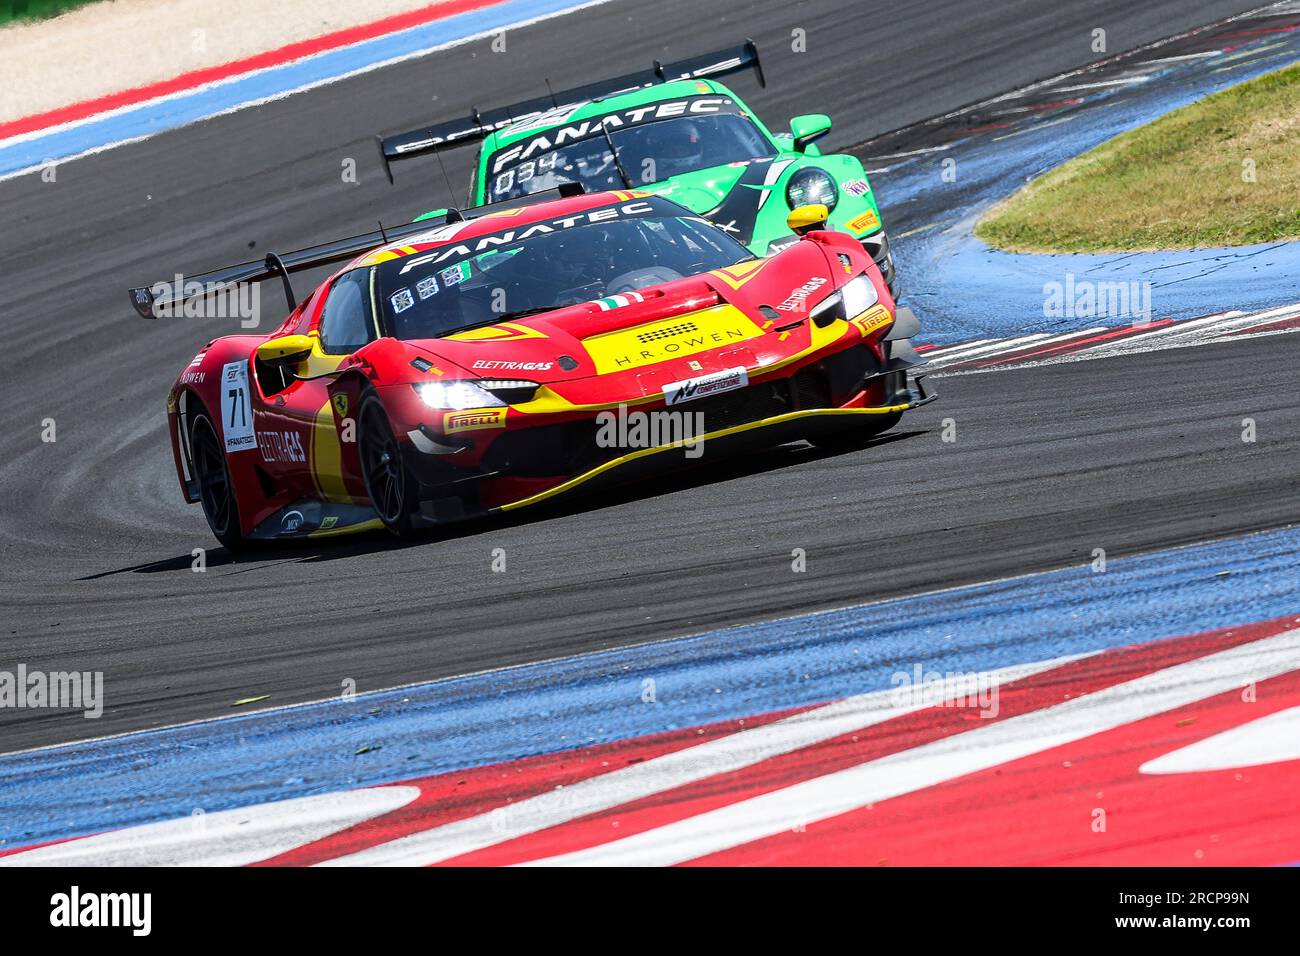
[521,230,610,303]
[648,120,704,178]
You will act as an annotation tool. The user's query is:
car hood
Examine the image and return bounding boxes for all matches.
[644,156,799,246]
[403,237,841,401]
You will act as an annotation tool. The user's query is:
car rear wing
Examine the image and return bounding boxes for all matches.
[376,39,765,182]
[128,183,585,319]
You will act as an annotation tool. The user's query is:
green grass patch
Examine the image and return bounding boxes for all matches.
[0,0,100,27]
[976,62,1300,252]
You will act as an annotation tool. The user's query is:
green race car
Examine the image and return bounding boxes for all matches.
[378,41,897,294]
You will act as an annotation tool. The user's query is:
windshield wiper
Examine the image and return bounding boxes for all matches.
[598,118,634,189]
[495,306,560,322]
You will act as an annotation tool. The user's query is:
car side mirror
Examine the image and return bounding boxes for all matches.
[255,334,314,365]
[787,204,830,235]
[790,114,832,152]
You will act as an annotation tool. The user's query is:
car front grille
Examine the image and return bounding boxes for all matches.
[687,378,791,433]
[636,321,699,344]
[481,379,794,478]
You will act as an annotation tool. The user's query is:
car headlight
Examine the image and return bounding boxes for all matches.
[808,275,880,328]
[786,168,839,213]
[841,275,879,318]
[414,379,541,408]
[414,381,505,410]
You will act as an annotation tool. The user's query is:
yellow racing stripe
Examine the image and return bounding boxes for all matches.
[310,398,352,503]
[500,406,914,512]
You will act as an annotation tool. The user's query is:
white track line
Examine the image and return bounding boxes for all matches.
[1219,325,1300,345]
[0,786,420,867]
[918,338,994,359]
[527,630,1300,866]
[930,327,1108,366]
[922,334,1051,365]
[1052,76,1155,93]
[1078,319,1225,356]
[1199,302,1300,326]
[1140,705,1300,774]
[318,656,1075,867]
[1139,50,1225,65]
[927,302,1300,372]
[1083,313,1268,354]
[1203,303,1300,334]
[868,144,953,160]
[992,113,1079,141]
[1087,306,1300,357]
[980,326,1110,356]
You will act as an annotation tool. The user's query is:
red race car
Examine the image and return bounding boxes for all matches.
[133,188,932,548]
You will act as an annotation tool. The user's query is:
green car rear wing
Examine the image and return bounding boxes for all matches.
[376,39,764,182]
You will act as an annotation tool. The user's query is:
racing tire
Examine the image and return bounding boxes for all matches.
[809,411,903,453]
[357,392,418,538]
[190,410,248,551]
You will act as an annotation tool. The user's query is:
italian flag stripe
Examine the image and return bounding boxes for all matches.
[594,292,645,311]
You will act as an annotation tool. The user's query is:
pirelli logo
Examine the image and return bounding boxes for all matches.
[852,305,893,337]
[583,305,764,374]
[443,408,507,434]
[847,209,881,234]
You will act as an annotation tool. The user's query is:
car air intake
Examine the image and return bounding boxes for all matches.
[636,321,699,344]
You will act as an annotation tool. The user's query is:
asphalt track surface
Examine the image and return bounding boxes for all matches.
[0,0,1293,753]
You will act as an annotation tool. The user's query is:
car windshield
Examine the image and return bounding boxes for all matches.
[359,197,753,341]
[486,113,775,202]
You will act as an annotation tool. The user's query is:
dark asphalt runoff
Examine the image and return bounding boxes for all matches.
[0,0,1290,752]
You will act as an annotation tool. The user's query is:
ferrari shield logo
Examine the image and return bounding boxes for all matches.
[331,393,348,418]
